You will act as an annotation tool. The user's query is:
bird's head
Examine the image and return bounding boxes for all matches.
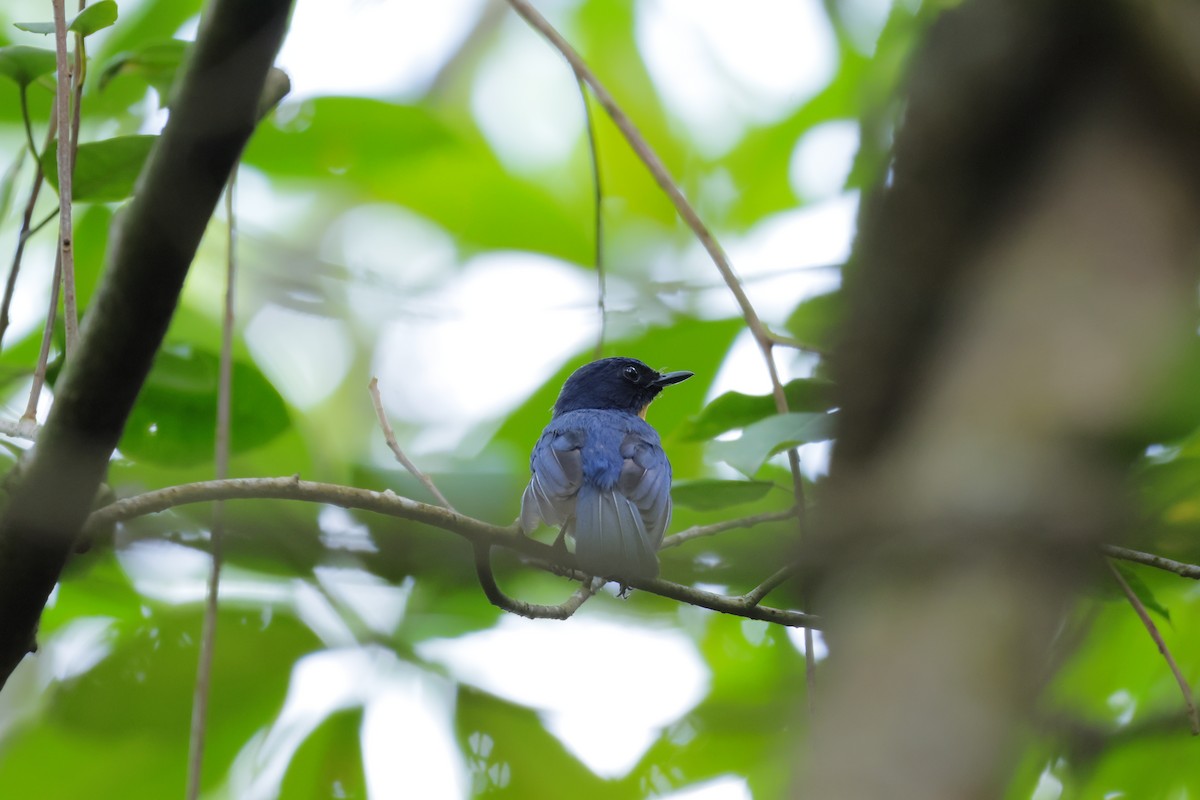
[552,357,693,418]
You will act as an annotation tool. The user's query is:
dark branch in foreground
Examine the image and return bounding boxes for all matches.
[0,0,294,692]
[86,476,821,629]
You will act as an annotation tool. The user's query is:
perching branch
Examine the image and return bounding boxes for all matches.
[83,476,821,629]
[0,0,294,692]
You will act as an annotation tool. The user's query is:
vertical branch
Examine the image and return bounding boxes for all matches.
[50,0,79,354]
[186,175,238,800]
[575,76,606,359]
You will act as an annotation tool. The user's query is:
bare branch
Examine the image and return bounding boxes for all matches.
[368,377,457,511]
[1107,559,1199,735]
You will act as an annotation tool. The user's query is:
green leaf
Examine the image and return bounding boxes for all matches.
[682,378,835,441]
[672,479,775,511]
[710,412,834,476]
[15,2,118,36]
[120,345,291,465]
[785,290,843,352]
[41,134,156,202]
[69,1,119,35]
[0,45,58,87]
[13,22,56,35]
[98,39,189,99]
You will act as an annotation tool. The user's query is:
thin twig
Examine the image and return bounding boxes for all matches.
[50,0,79,354]
[1102,545,1200,580]
[186,173,237,800]
[18,88,38,161]
[367,377,457,511]
[1107,559,1200,735]
[84,476,821,629]
[660,507,799,549]
[474,542,595,619]
[574,76,606,359]
[1,113,58,351]
[27,209,59,239]
[743,562,799,607]
[21,249,62,425]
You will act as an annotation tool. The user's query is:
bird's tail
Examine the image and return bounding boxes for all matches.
[573,484,659,580]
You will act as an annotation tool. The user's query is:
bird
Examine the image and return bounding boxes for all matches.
[519,357,693,582]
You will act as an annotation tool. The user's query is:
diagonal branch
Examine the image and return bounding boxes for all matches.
[0,0,295,692]
[368,378,457,511]
[1107,560,1200,735]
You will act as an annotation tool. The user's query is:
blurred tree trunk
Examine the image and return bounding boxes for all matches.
[800,0,1200,796]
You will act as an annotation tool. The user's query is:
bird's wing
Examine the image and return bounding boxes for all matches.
[617,432,673,550]
[519,427,583,533]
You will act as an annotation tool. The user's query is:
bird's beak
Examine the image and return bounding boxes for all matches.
[653,370,694,387]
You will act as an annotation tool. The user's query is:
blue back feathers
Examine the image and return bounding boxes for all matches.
[520,358,692,582]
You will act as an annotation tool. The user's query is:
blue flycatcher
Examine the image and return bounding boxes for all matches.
[520,357,693,580]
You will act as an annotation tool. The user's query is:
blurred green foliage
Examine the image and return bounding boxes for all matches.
[0,0,1197,798]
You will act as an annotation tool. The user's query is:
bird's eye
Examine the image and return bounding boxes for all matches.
[623,365,641,383]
